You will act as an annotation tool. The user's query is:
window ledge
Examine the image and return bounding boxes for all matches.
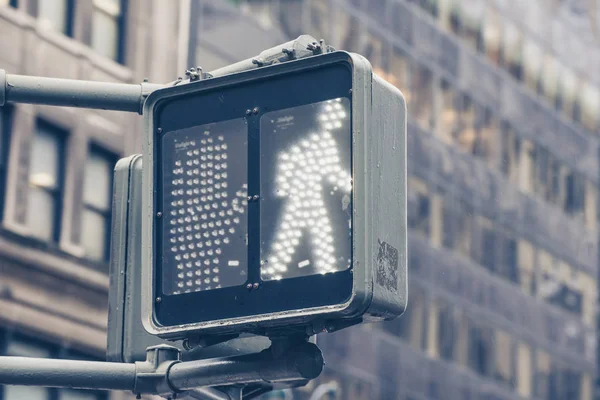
[0,227,109,292]
[0,5,132,83]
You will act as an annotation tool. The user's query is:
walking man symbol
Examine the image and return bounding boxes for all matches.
[263,99,352,280]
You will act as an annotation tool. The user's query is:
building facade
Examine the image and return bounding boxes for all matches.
[189,0,599,399]
[0,1,182,399]
[0,0,598,399]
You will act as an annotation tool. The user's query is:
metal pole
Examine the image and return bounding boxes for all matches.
[167,342,323,391]
[0,35,326,115]
[0,357,136,391]
[0,341,323,396]
[0,69,163,114]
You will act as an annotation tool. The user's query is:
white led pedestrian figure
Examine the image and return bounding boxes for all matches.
[264,99,352,280]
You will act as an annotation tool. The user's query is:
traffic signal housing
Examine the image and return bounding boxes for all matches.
[141,51,407,340]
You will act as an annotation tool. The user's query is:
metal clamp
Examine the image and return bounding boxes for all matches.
[134,345,182,397]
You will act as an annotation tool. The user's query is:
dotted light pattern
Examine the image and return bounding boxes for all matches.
[165,131,247,294]
[263,98,351,280]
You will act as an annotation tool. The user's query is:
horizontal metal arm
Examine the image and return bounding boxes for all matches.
[168,341,322,390]
[0,341,323,397]
[0,357,136,391]
[0,69,164,114]
[0,34,328,114]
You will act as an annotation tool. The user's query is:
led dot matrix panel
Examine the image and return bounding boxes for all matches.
[150,58,358,328]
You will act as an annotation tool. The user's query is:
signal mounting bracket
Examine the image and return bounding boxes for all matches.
[175,35,335,86]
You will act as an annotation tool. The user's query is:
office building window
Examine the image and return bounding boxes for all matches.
[37,0,74,35]
[383,285,425,350]
[522,38,543,93]
[496,230,518,284]
[532,146,551,201]
[517,239,535,295]
[455,199,472,257]
[564,172,585,216]
[557,65,578,117]
[442,195,473,258]
[0,106,13,221]
[473,106,499,163]
[408,177,431,238]
[501,21,523,80]
[472,216,495,273]
[580,82,600,134]
[435,301,458,361]
[467,320,493,377]
[455,93,476,152]
[389,47,410,96]
[0,0,18,7]
[483,7,502,65]
[494,329,513,386]
[535,351,554,399]
[519,138,536,194]
[411,63,434,131]
[579,271,596,327]
[583,181,597,232]
[81,147,115,262]
[499,122,520,184]
[455,1,484,52]
[437,79,459,144]
[516,342,533,398]
[27,121,65,243]
[539,53,559,105]
[91,0,125,62]
[535,354,586,400]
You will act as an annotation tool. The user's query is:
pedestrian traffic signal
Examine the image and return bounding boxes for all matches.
[141,51,407,340]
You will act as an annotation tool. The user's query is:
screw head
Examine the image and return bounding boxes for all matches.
[252,107,259,115]
[245,109,252,116]
[246,283,253,290]
[247,196,252,201]
[156,212,162,218]
[253,283,259,289]
[349,89,353,94]
[155,297,162,303]
[252,195,259,201]
[157,127,163,133]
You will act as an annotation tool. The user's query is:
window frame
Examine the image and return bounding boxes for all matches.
[28,120,67,244]
[34,0,75,37]
[0,106,13,222]
[91,0,127,63]
[81,144,117,263]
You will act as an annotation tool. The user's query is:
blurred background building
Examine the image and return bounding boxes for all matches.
[186,0,600,399]
[0,1,182,399]
[0,0,599,400]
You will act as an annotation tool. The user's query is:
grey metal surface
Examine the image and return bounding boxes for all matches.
[167,342,323,390]
[107,155,272,363]
[188,387,237,400]
[141,49,407,339]
[0,70,163,113]
[207,35,328,79]
[0,340,322,395]
[0,357,136,390]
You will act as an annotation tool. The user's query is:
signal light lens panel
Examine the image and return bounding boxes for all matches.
[160,119,249,295]
[260,98,352,281]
